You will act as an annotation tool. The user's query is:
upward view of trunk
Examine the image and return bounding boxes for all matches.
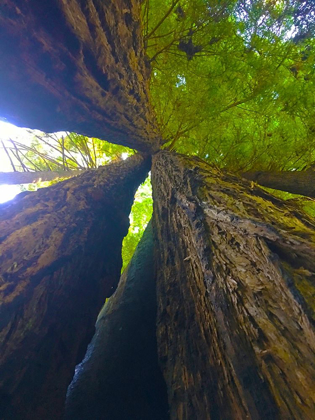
[152,151,315,420]
[65,223,169,420]
[0,154,150,420]
[2,1,315,419]
[242,168,315,198]
[0,0,160,153]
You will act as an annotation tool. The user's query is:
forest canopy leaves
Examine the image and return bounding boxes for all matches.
[1,0,314,176]
[145,0,315,172]
[1,132,133,173]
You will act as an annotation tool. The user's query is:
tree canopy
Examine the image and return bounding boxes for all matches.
[1,0,314,265]
[1,0,314,169]
[2,0,315,169]
[145,0,315,172]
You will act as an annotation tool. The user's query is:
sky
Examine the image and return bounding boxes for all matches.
[0,121,130,204]
[0,120,35,203]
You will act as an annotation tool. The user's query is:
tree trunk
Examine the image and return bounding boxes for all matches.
[0,169,85,185]
[241,169,315,198]
[152,151,315,420]
[0,154,150,420]
[0,0,160,153]
[65,222,169,420]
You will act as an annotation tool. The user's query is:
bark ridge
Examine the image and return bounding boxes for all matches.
[152,151,315,420]
[0,154,150,419]
[0,0,160,152]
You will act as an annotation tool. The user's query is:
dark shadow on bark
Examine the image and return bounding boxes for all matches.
[65,222,169,420]
[0,154,150,420]
[0,0,160,153]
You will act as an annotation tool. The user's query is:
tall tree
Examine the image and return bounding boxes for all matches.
[152,151,315,419]
[0,0,315,419]
[0,154,150,419]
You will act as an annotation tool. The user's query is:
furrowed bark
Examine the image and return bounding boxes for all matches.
[0,169,85,185]
[0,154,150,420]
[65,222,169,420]
[152,151,315,420]
[242,169,315,198]
[0,0,160,153]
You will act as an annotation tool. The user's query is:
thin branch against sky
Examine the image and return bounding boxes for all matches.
[0,121,33,202]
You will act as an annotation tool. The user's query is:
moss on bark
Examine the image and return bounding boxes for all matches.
[0,154,150,419]
[0,0,160,152]
[152,151,315,420]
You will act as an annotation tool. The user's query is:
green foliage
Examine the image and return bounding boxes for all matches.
[4,132,133,172]
[144,0,315,172]
[121,176,153,271]
[2,1,314,268]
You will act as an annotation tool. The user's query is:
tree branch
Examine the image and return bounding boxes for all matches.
[145,0,180,40]
[0,169,85,185]
[241,169,315,198]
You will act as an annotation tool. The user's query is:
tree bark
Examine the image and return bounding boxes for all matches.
[65,222,169,420]
[0,169,85,185]
[241,169,315,198]
[152,151,315,420]
[0,0,160,153]
[0,154,150,420]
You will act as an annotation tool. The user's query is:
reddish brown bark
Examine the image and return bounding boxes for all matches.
[0,0,160,153]
[242,169,315,198]
[152,151,315,420]
[0,154,150,419]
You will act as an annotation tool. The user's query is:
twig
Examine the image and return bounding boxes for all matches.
[15,150,43,172]
[68,133,90,168]
[83,137,94,167]
[10,140,68,169]
[1,140,17,171]
[145,0,180,40]
[61,136,66,169]
[10,140,29,172]
[149,38,178,62]
[92,138,97,168]
[166,120,204,151]
[34,134,78,166]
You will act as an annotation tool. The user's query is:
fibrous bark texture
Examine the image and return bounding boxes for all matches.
[0,0,160,153]
[0,169,84,185]
[0,154,150,420]
[65,222,169,420]
[152,151,315,420]
[242,169,315,198]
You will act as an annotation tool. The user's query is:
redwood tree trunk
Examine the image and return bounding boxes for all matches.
[0,154,150,420]
[0,169,84,185]
[65,222,169,420]
[0,0,160,153]
[152,151,315,420]
[242,168,315,198]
